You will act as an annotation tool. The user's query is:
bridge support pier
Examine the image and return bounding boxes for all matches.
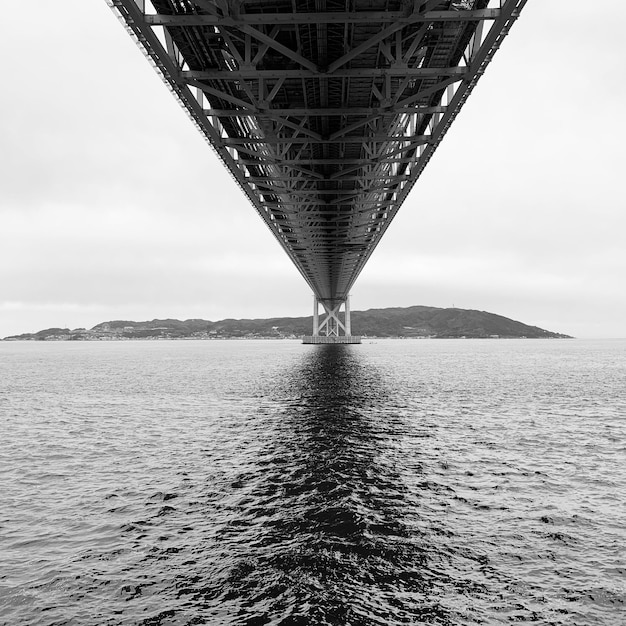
[302,295,361,344]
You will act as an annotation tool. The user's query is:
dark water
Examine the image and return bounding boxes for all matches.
[1,339,625,625]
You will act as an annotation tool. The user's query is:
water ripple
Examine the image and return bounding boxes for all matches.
[1,339,624,625]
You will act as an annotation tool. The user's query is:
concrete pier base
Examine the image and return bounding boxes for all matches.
[302,335,362,344]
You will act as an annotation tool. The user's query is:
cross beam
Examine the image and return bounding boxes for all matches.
[313,296,352,338]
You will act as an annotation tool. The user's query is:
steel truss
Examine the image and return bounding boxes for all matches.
[108,0,527,321]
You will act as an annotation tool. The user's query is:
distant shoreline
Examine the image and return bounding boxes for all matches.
[1,305,572,341]
[2,335,572,342]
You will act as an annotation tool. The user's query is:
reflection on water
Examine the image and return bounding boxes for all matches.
[2,339,625,625]
[201,345,450,625]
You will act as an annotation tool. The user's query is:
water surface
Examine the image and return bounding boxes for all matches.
[1,339,625,624]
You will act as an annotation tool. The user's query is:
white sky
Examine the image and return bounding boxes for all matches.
[1,1,625,339]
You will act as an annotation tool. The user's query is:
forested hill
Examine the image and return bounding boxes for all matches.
[3,306,571,340]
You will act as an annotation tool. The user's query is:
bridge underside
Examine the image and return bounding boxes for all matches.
[109,0,525,330]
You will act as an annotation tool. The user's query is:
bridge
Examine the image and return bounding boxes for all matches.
[107,0,527,343]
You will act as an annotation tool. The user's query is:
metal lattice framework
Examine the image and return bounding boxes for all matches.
[108,0,526,317]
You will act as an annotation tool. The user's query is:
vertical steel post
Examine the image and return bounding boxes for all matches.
[345,295,351,336]
[313,296,319,336]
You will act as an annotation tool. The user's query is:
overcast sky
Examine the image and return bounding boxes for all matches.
[1,2,625,339]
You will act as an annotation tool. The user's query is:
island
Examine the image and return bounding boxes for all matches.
[2,306,571,341]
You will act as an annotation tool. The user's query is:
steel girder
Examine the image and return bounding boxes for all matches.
[107,0,527,309]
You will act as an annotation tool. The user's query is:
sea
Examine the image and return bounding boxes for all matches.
[1,338,625,626]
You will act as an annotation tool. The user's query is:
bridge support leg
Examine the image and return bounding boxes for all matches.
[303,295,361,344]
[313,295,319,336]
